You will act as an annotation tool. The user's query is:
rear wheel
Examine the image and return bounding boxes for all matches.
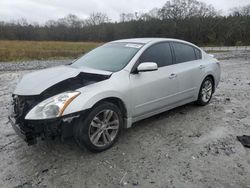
[74,102,123,152]
[196,77,214,106]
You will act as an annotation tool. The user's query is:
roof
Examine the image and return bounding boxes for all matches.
[111,38,184,44]
[110,38,201,50]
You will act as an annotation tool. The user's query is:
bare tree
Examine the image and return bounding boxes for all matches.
[86,12,110,26]
[120,13,126,22]
[158,0,218,20]
[230,4,250,16]
[16,18,29,26]
[148,8,161,19]
[56,14,83,28]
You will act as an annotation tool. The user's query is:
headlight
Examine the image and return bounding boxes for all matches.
[25,91,80,120]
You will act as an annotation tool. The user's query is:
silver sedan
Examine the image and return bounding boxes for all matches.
[10,38,221,152]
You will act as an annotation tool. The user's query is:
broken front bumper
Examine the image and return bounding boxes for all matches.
[9,115,37,145]
[9,106,82,145]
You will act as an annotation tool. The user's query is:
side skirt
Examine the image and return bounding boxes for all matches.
[127,97,196,127]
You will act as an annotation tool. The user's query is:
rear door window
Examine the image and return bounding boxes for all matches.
[172,42,196,63]
[139,42,173,67]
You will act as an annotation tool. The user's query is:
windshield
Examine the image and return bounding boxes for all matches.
[71,42,143,72]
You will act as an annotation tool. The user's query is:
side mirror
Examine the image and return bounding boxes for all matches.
[137,62,158,72]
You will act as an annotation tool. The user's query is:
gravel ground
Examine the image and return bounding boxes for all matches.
[0,51,250,188]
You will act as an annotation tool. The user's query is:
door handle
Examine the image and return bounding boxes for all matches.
[199,65,206,69]
[169,73,177,79]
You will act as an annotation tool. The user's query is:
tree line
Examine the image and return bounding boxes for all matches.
[0,0,250,46]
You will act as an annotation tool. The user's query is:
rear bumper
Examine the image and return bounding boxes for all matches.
[215,61,221,89]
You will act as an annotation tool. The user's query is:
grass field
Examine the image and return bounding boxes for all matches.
[0,40,102,62]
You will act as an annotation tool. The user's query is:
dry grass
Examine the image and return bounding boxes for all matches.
[0,40,102,62]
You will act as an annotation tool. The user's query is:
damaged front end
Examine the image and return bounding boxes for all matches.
[9,94,83,145]
[9,69,111,145]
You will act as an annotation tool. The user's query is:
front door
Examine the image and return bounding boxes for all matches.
[129,42,179,118]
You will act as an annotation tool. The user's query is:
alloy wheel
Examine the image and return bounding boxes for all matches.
[201,80,213,103]
[88,109,119,147]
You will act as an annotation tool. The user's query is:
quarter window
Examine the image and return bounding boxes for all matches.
[139,43,173,67]
[194,48,202,59]
[172,42,196,63]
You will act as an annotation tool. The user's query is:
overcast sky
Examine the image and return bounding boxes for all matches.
[1,0,250,23]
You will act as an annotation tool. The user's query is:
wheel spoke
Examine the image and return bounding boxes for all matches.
[204,82,208,88]
[107,125,119,130]
[93,116,102,124]
[104,110,113,122]
[202,89,207,95]
[107,120,119,126]
[205,83,212,89]
[90,130,102,144]
[206,88,212,92]
[91,121,101,128]
[202,96,207,101]
[102,132,108,144]
[104,130,112,142]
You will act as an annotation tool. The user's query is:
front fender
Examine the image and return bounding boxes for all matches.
[62,71,131,117]
[63,90,126,115]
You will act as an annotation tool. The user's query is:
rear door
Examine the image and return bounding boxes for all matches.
[129,42,180,118]
[171,42,205,100]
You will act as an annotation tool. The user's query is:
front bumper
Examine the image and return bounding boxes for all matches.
[9,106,82,145]
[9,115,37,145]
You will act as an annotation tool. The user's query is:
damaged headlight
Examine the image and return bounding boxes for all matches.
[25,91,80,120]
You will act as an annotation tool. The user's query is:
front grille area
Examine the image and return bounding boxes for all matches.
[11,95,43,145]
[12,95,40,126]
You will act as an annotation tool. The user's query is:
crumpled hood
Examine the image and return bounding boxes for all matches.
[14,66,112,96]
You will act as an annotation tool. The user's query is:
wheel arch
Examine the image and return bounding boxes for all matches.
[92,97,128,119]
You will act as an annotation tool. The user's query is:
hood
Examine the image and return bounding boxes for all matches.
[14,65,112,96]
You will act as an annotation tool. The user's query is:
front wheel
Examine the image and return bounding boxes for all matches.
[196,77,214,106]
[74,102,123,152]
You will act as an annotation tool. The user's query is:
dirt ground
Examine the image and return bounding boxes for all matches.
[0,50,250,188]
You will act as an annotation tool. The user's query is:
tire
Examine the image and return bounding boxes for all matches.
[196,77,214,106]
[73,102,123,152]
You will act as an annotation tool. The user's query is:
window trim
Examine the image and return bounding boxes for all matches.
[170,41,202,64]
[131,41,174,73]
